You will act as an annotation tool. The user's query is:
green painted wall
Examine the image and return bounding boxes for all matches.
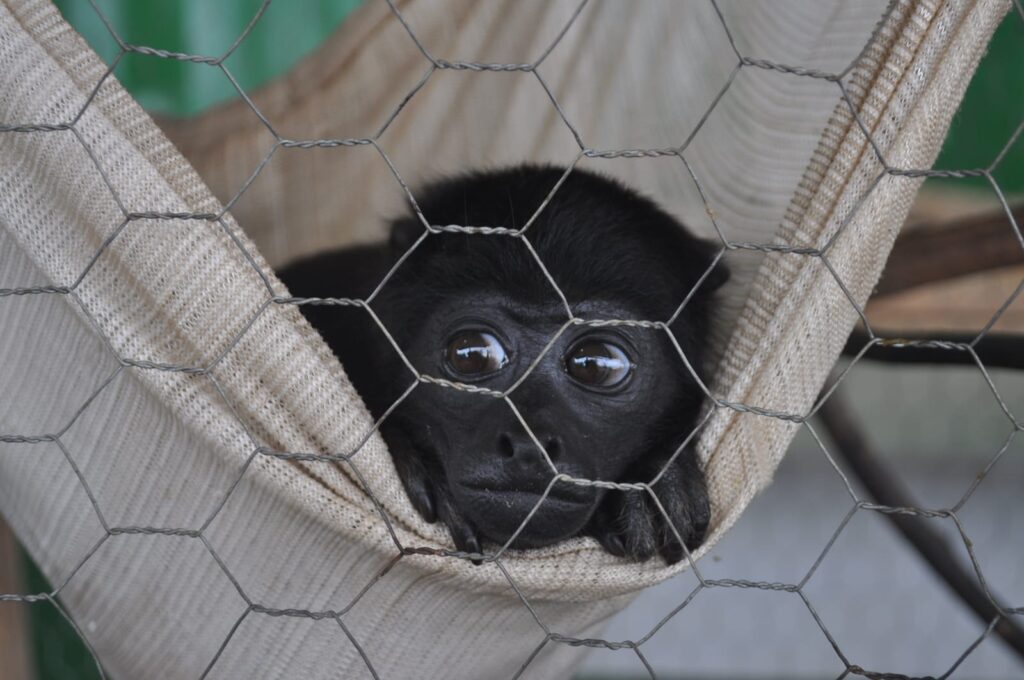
[934,16,1024,193]
[54,0,364,116]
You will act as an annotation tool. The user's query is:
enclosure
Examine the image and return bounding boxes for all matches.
[1,0,1022,678]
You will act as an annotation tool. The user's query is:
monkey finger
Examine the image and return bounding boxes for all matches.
[595,530,628,558]
[655,517,686,566]
[390,451,438,523]
[436,495,483,565]
[404,472,437,524]
[614,491,659,561]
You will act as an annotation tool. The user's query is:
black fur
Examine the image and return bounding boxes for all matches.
[279,165,727,563]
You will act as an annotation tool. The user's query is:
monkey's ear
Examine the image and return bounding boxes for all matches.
[693,238,730,293]
[389,216,424,253]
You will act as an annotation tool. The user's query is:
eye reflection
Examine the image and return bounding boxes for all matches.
[565,340,633,387]
[446,330,509,376]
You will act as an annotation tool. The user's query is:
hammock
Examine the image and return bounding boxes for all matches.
[0,0,1008,677]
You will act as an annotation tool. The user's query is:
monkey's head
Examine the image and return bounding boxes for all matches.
[372,166,728,556]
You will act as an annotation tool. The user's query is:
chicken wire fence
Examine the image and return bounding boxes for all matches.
[0,0,1021,678]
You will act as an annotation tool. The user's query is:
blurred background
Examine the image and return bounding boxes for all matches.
[0,1,1021,678]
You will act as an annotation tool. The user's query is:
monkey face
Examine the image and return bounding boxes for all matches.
[281,165,725,561]
[381,294,697,551]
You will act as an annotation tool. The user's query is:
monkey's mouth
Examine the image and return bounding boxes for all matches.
[453,480,599,547]
[460,483,594,511]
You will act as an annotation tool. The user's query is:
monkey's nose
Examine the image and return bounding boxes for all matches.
[497,432,562,463]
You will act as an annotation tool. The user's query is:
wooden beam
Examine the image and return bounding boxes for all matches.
[843,329,1024,370]
[0,518,33,679]
[876,203,1024,297]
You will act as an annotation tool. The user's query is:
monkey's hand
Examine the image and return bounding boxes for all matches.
[587,450,710,564]
[389,441,484,561]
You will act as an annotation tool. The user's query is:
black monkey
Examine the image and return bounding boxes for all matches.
[278,166,727,564]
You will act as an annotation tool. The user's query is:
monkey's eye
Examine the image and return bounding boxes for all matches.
[445,330,509,376]
[565,340,633,388]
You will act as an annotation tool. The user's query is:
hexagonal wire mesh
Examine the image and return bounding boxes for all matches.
[0,0,1022,678]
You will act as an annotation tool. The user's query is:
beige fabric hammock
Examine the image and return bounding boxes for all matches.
[0,0,1008,677]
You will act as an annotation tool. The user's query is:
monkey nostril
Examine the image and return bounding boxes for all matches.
[498,433,516,459]
[545,437,562,462]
